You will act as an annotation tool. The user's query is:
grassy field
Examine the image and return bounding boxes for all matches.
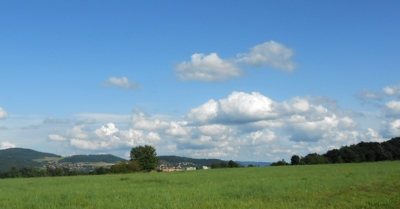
[1,161,399,209]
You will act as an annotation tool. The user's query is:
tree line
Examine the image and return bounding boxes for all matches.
[0,145,158,179]
[271,136,400,166]
[210,160,240,169]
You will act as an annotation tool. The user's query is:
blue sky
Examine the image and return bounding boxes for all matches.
[1,1,400,161]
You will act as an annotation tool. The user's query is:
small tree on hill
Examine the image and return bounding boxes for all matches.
[130,145,159,171]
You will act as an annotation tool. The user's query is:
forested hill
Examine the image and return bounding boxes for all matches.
[158,155,226,166]
[0,148,126,173]
[0,148,61,172]
[0,148,61,159]
[273,136,400,166]
[58,154,126,163]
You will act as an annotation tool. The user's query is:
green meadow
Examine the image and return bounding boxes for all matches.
[1,161,399,209]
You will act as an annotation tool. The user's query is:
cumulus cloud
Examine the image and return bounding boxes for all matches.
[174,41,297,81]
[241,130,276,146]
[102,77,142,90]
[174,53,244,81]
[0,107,8,119]
[43,117,70,124]
[132,110,169,130]
[53,122,163,151]
[381,119,400,138]
[184,91,369,146]
[237,41,297,72]
[185,91,278,124]
[46,90,392,161]
[384,100,400,117]
[383,84,400,98]
[356,84,400,102]
[0,141,16,149]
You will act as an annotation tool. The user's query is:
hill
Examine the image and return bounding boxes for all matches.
[0,148,126,173]
[0,148,61,172]
[158,155,228,167]
[59,154,126,163]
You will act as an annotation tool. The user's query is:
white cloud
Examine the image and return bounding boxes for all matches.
[174,53,244,81]
[165,121,189,136]
[0,126,8,130]
[173,41,297,82]
[366,128,385,142]
[0,107,8,119]
[242,130,276,146]
[381,119,400,137]
[307,146,324,153]
[185,99,219,124]
[132,110,169,130]
[0,141,16,150]
[383,84,400,98]
[42,90,395,161]
[185,91,278,124]
[70,139,109,150]
[48,134,67,141]
[237,41,297,72]
[102,77,142,90]
[67,125,89,140]
[356,84,400,102]
[94,123,119,138]
[384,100,400,117]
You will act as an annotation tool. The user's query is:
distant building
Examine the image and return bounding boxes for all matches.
[185,167,196,171]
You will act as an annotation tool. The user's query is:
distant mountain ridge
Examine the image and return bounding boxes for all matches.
[0,148,61,172]
[59,154,126,163]
[158,155,226,167]
[0,148,126,173]
[0,148,272,173]
[157,155,271,167]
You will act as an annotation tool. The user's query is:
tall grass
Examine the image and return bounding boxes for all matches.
[1,161,399,208]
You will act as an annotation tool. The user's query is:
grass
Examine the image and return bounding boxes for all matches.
[1,161,399,208]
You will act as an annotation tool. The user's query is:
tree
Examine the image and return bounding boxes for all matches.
[270,159,289,166]
[210,162,221,169]
[130,145,159,171]
[290,155,300,165]
[220,161,228,168]
[228,160,239,168]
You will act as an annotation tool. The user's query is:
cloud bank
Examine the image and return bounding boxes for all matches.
[42,90,392,161]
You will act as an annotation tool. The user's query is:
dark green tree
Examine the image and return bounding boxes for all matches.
[228,160,239,168]
[270,159,289,166]
[130,145,159,171]
[220,161,228,168]
[210,162,221,169]
[290,155,300,165]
